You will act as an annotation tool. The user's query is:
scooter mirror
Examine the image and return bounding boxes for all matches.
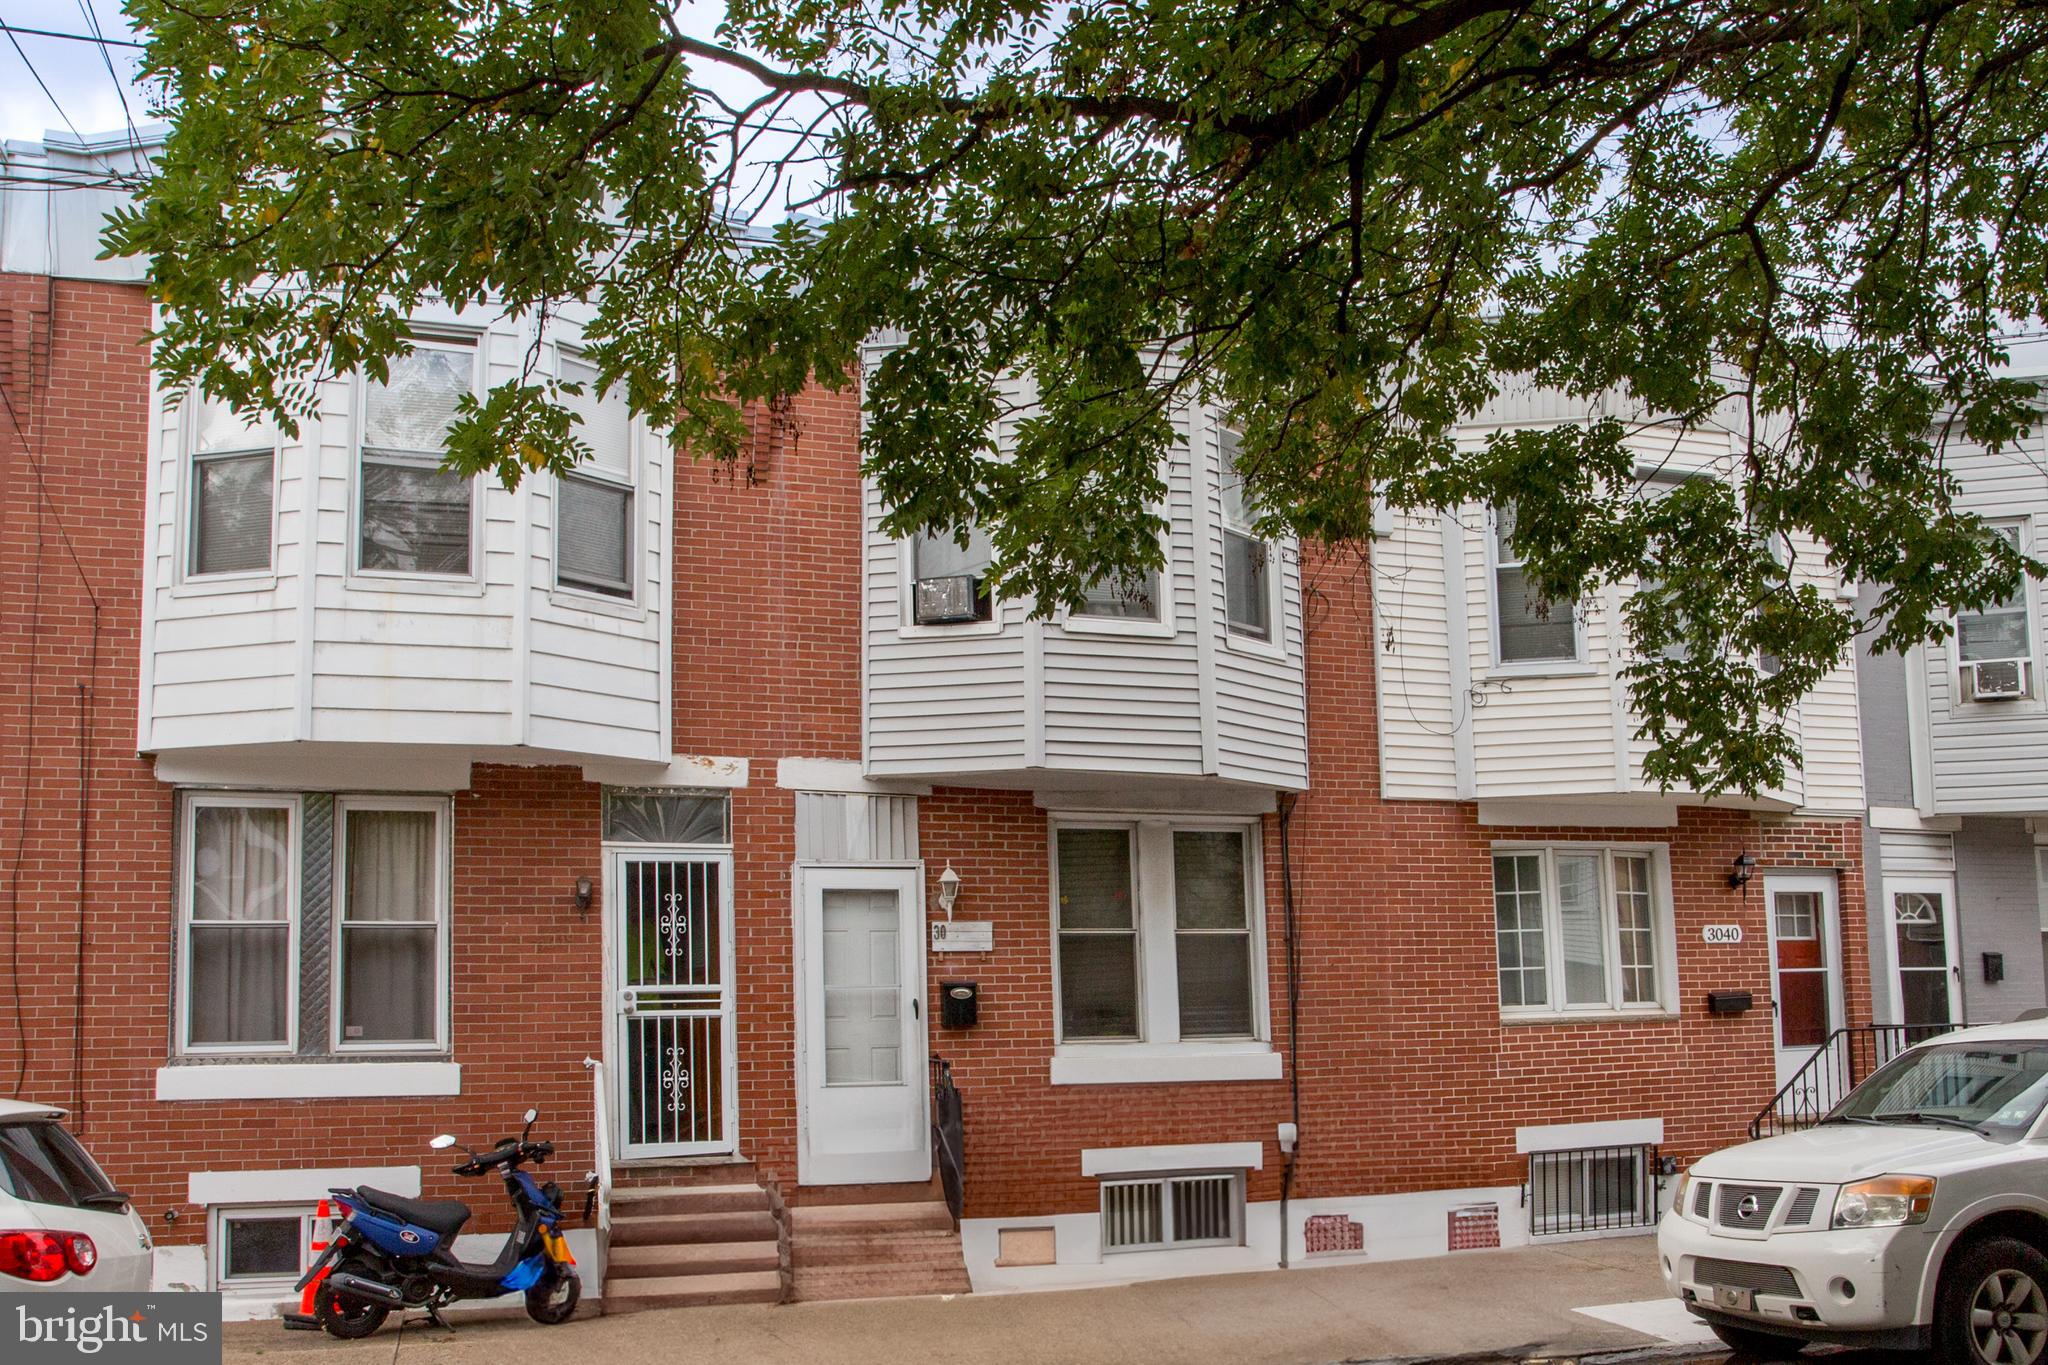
[523,1108,538,1124]
[429,1134,458,1150]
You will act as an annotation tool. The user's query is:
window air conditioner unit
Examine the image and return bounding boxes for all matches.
[914,575,980,625]
[1965,658,2030,701]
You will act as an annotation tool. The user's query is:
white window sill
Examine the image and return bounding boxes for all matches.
[896,616,1007,640]
[1058,613,1178,640]
[545,585,646,621]
[1050,1045,1281,1086]
[1221,629,1286,662]
[343,572,486,599]
[156,1061,461,1101]
[1482,662,1599,680]
[1498,1008,1677,1027]
[168,572,279,599]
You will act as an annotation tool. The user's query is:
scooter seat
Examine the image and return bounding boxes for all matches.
[354,1187,472,1240]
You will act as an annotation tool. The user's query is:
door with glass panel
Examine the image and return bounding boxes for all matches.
[1764,873,1843,1090]
[612,850,735,1159]
[796,866,929,1185]
[1888,877,1962,1032]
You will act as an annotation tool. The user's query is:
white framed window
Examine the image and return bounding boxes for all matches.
[1528,1147,1653,1236]
[1492,845,1673,1017]
[1051,819,1267,1046]
[178,794,300,1055]
[333,798,450,1052]
[1074,566,1165,626]
[554,349,637,600]
[1100,1171,1243,1252]
[185,391,278,578]
[210,1205,313,1288]
[1218,427,1274,643]
[1490,505,1581,666]
[355,337,478,578]
[905,525,997,627]
[1956,521,2034,701]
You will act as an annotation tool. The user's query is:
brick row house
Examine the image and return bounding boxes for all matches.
[0,126,1938,1314]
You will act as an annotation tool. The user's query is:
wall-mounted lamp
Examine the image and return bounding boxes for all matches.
[936,864,962,921]
[1727,851,1758,891]
[574,876,594,913]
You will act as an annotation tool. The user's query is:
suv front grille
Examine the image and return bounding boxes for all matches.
[1692,1181,1713,1218]
[1784,1187,1821,1225]
[1715,1183,1782,1230]
[1694,1257,1801,1298]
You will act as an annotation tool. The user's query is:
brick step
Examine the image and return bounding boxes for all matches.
[607,1239,781,1279]
[610,1209,780,1247]
[612,1162,760,1191]
[788,1201,954,1235]
[789,1178,944,1208]
[792,1235,972,1268]
[610,1183,771,1217]
[792,1267,972,1303]
[603,1270,784,1313]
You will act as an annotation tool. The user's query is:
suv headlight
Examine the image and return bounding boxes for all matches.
[1671,1172,1692,1215]
[1832,1175,1936,1229]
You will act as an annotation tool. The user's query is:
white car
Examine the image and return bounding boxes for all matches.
[1659,1019,2048,1362]
[0,1099,153,1291]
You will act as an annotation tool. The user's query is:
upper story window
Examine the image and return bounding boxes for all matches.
[357,339,476,577]
[1076,569,1163,623]
[1052,820,1264,1044]
[1218,427,1272,641]
[187,393,278,577]
[1957,522,2033,701]
[555,350,636,600]
[177,791,451,1057]
[910,525,995,625]
[1491,505,1579,665]
[1493,845,1669,1017]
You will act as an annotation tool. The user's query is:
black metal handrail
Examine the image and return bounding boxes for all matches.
[1750,1023,1958,1139]
[931,1056,963,1224]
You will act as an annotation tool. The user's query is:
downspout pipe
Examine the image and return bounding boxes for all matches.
[1276,790,1303,1267]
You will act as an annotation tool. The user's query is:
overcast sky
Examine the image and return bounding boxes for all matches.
[1,0,153,143]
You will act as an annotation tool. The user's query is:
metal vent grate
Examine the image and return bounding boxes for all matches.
[1784,1187,1821,1225]
[1694,1258,1802,1298]
[1715,1183,1782,1230]
[1100,1171,1242,1252]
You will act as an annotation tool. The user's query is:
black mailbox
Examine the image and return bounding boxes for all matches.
[1985,952,2006,985]
[940,981,979,1029]
[1705,990,1754,1015]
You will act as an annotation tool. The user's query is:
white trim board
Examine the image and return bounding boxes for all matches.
[155,1062,461,1101]
[582,754,748,789]
[188,1166,421,1207]
[774,756,929,795]
[1050,1047,1282,1086]
[1081,1142,1264,1176]
[1515,1118,1664,1154]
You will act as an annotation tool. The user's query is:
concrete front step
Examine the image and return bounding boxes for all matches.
[792,1234,970,1268]
[611,1183,771,1217]
[610,1208,781,1247]
[792,1266,973,1303]
[608,1239,782,1279]
[603,1269,784,1312]
[787,1201,954,1234]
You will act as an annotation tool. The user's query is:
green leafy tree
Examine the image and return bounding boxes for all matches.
[113,0,2048,794]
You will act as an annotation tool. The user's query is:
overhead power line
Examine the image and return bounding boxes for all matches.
[0,21,144,48]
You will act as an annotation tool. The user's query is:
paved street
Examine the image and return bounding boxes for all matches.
[220,1236,1710,1365]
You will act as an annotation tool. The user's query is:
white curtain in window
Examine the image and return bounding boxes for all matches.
[188,806,291,1046]
[1556,853,1609,1005]
[341,809,438,1045]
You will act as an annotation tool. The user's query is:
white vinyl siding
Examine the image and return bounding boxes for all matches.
[1492,845,1674,1018]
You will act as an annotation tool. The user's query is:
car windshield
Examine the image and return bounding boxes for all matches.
[1830,1041,2048,1137]
[0,1121,117,1209]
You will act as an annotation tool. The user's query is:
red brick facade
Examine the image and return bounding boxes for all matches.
[0,270,1869,1268]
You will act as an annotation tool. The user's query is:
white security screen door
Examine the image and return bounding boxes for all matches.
[797,865,930,1185]
[613,851,736,1158]
[1763,872,1844,1092]
[1889,878,1962,1030]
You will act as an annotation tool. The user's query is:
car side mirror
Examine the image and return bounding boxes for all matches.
[429,1134,458,1150]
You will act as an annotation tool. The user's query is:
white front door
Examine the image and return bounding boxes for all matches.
[1887,876,1963,1031]
[1764,872,1844,1092]
[796,865,930,1185]
[612,849,737,1159]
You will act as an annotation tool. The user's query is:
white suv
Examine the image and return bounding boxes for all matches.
[0,1100,153,1291]
[1659,1020,2048,1363]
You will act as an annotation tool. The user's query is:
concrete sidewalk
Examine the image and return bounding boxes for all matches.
[223,1235,1706,1365]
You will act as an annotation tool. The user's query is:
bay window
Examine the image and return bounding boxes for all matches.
[1492,845,1670,1016]
[357,339,476,577]
[1052,819,1266,1046]
[187,393,277,577]
[554,350,636,599]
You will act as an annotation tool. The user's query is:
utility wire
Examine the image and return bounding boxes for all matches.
[75,1,146,158]
[0,21,144,48]
[2,25,93,149]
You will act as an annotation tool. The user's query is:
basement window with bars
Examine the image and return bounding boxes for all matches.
[1099,1171,1243,1252]
[1527,1145,1659,1236]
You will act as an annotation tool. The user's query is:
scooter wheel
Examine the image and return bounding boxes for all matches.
[314,1271,392,1340]
[525,1267,580,1325]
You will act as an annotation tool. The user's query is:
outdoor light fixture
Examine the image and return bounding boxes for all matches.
[1727,850,1757,890]
[574,876,594,913]
[936,863,962,920]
